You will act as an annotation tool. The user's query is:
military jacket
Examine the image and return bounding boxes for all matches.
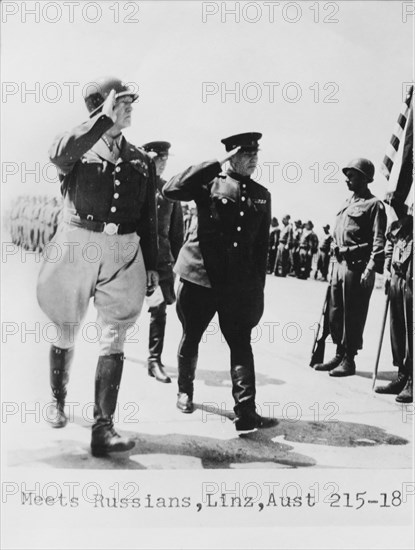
[333,189,387,273]
[319,233,333,253]
[155,176,184,280]
[163,160,271,289]
[299,229,319,253]
[279,224,294,246]
[49,113,158,270]
[385,237,413,285]
[269,226,280,249]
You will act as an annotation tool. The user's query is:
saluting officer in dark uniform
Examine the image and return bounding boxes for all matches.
[375,199,413,403]
[163,133,273,431]
[142,141,184,383]
[37,76,158,456]
[314,158,386,377]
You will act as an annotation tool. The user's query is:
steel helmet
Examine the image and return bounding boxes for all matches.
[342,158,375,183]
[83,76,138,116]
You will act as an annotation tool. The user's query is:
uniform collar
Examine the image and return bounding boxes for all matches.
[226,169,251,183]
[349,188,373,203]
[90,138,120,164]
[156,176,165,192]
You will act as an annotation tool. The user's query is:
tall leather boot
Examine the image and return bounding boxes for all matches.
[91,354,135,457]
[147,306,171,383]
[396,374,413,403]
[176,354,197,413]
[314,345,345,372]
[231,364,275,431]
[329,351,356,377]
[49,345,73,428]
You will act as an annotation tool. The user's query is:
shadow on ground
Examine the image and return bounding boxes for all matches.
[125,357,285,387]
[8,405,408,470]
[357,370,397,382]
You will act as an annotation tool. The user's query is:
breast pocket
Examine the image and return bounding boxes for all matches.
[210,194,237,231]
[127,161,149,211]
[347,208,366,230]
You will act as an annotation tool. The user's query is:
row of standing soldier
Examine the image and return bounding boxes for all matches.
[7,195,63,252]
[7,75,413,460]
[267,216,332,280]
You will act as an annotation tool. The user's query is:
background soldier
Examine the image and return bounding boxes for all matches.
[375,199,413,403]
[142,141,184,383]
[296,220,319,279]
[315,224,333,281]
[314,158,386,377]
[267,217,279,273]
[289,219,303,276]
[274,214,293,276]
[37,76,158,456]
[163,132,273,431]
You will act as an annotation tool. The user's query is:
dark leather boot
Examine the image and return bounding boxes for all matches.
[176,354,197,413]
[231,363,276,431]
[234,411,277,432]
[375,372,407,395]
[91,354,135,457]
[148,359,171,383]
[329,354,356,377]
[148,305,171,383]
[396,375,413,403]
[314,346,345,372]
[48,346,73,428]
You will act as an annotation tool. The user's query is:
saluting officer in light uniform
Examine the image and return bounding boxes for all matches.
[37,76,158,457]
[314,158,386,377]
[142,141,184,383]
[163,132,274,431]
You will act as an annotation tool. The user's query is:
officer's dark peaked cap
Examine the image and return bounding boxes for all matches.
[142,141,171,156]
[221,132,262,152]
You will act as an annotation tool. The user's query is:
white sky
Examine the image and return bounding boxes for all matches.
[1,0,413,230]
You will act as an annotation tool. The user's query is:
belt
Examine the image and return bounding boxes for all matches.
[64,214,137,235]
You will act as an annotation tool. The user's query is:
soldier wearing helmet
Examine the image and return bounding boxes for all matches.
[36,76,158,457]
[314,157,387,377]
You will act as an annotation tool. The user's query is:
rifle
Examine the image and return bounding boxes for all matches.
[309,284,331,367]
[372,291,390,390]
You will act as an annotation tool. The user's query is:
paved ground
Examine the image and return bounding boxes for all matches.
[2,243,413,471]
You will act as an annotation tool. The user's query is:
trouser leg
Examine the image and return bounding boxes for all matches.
[217,286,273,431]
[396,280,413,402]
[175,281,216,412]
[330,263,374,377]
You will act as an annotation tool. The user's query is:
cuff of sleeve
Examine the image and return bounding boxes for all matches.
[367,259,383,274]
[90,113,115,132]
[208,160,223,177]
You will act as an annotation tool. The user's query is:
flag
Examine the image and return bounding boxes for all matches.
[382,85,414,210]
